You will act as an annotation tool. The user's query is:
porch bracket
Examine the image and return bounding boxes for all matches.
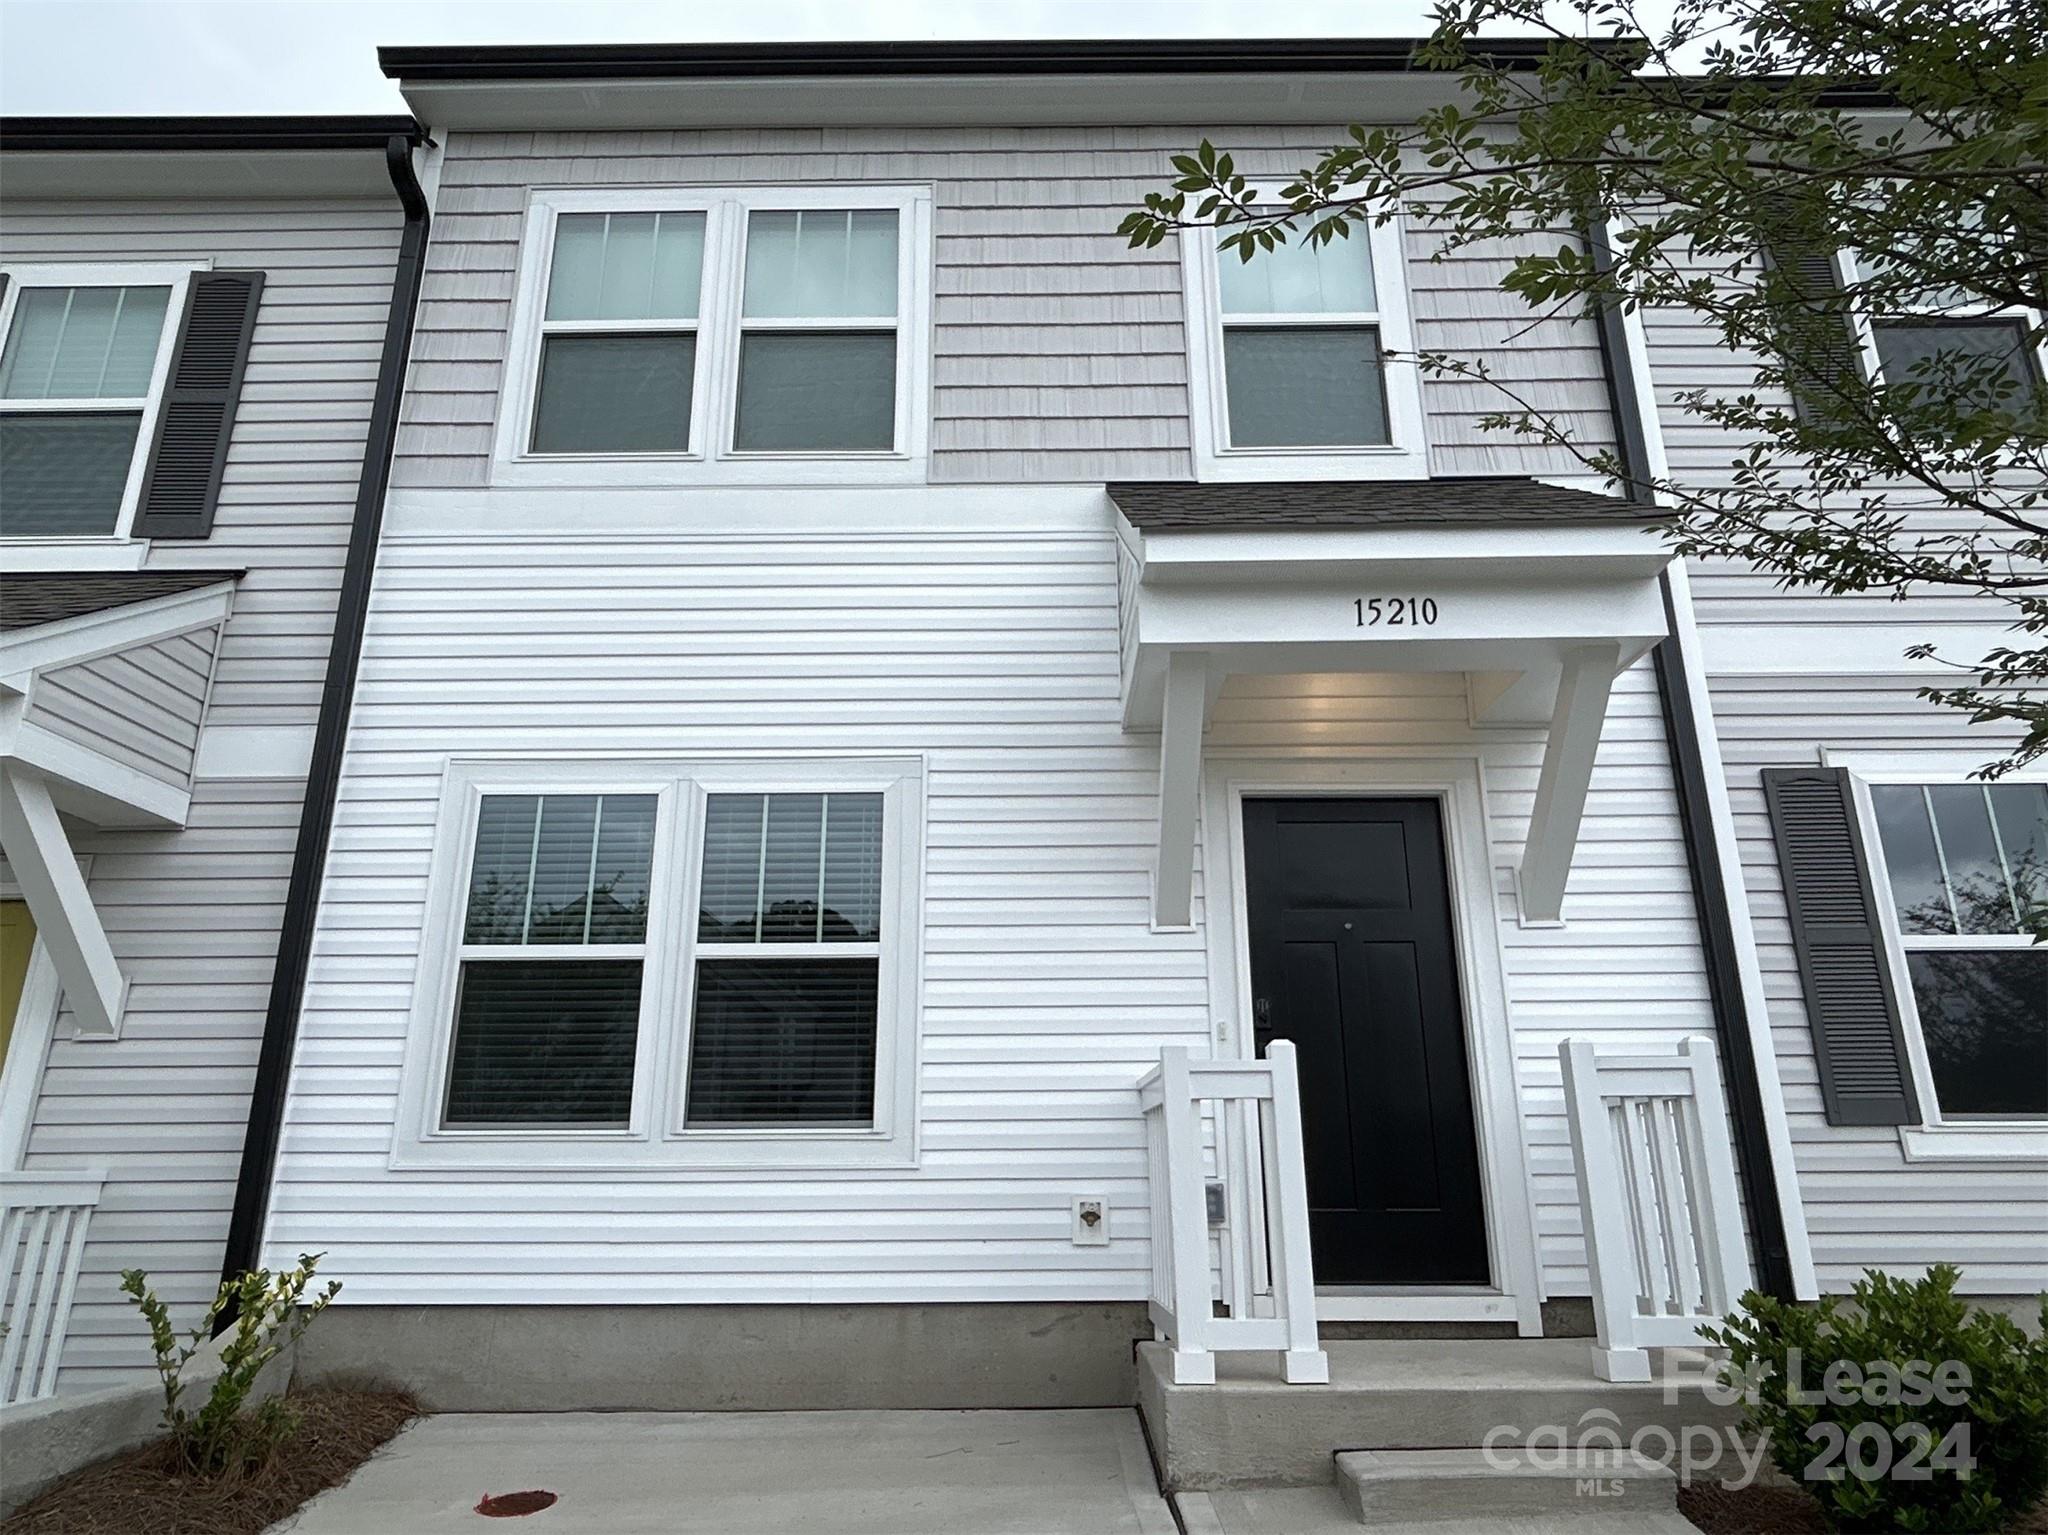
[1152,650,1210,930]
[0,765,125,1037]
[1517,643,1622,925]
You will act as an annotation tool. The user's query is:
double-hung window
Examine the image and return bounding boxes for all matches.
[1181,195,1425,480]
[1844,248,2044,411]
[402,759,922,1168]
[0,270,182,539]
[499,187,931,483]
[1866,780,2047,1122]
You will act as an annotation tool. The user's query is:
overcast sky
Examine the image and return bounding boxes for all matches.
[0,0,1454,116]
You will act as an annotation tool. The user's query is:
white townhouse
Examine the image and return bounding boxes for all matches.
[12,38,2039,1492]
[0,115,427,1402]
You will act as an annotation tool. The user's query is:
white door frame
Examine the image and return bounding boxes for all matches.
[1200,753,1545,1335]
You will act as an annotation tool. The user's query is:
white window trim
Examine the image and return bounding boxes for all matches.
[1835,247,2048,393]
[1180,191,1428,482]
[1830,751,2048,1165]
[0,261,207,557]
[492,185,934,489]
[391,755,925,1172]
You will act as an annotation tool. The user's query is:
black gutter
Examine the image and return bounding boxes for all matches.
[379,35,1574,81]
[2,115,421,153]
[1584,220,1797,1301]
[218,133,429,1301]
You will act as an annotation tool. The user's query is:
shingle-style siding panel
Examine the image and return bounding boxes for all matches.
[3,195,399,1392]
[264,493,1719,1306]
[2,199,400,728]
[24,625,219,788]
[392,129,1615,487]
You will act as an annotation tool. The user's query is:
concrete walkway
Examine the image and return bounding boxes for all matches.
[1180,1485,1700,1534]
[272,1408,1178,1534]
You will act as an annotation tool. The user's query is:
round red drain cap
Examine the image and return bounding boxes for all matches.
[476,1489,558,1517]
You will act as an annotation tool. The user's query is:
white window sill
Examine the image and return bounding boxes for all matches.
[489,453,925,489]
[1,541,149,572]
[1898,1125,2048,1164]
[389,1129,917,1174]
[1195,446,1431,483]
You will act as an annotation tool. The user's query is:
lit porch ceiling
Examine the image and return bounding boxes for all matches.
[1108,479,1674,928]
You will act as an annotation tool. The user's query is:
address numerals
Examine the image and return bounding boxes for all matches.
[1354,596,1440,628]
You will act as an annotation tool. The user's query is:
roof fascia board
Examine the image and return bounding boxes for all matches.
[0,116,421,152]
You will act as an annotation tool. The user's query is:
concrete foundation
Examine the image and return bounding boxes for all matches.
[294,1302,1148,1411]
[1138,1339,1744,1491]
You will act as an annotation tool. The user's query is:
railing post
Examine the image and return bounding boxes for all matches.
[1157,1047,1217,1384]
[1680,1036,1752,1315]
[1261,1041,1329,1384]
[1561,1038,1652,1382]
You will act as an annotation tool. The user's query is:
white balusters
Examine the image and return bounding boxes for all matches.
[1138,1041,1327,1386]
[1561,1037,1747,1382]
[0,1172,103,1404]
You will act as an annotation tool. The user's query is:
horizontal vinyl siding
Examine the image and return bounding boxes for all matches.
[24,625,218,788]
[3,195,399,1392]
[22,778,305,1388]
[268,493,1714,1305]
[394,129,1613,487]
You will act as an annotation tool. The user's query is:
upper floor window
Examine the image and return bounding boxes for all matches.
[497,187,932,487]
[1180,198,1426,481]
[1867,780,2046,1121]
[1847,249,2043,410]
[0,273,176,539]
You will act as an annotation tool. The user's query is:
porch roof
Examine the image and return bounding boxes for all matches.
[1107,476,1671,532]
[0,572,238,1037]
[1111,490,1674,929]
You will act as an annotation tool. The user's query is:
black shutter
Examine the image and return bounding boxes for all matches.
[1761,767,1920,1126]
[1764,245,1863,426]
[132,270,263,539]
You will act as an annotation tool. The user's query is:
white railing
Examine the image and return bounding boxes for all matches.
[1561,1036,1747,1382]
[0,1171,104,1404]
[1139,1041,1327,1386]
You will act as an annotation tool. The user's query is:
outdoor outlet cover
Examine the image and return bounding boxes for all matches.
[1072,1196,1109,1246]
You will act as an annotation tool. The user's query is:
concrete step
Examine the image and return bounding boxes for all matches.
[1138,1338,1740,1491]
[1335,1446,1677,1524]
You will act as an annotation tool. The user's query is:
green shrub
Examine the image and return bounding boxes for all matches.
[1703,1264,2048,1532]
[120,1253,340,1477]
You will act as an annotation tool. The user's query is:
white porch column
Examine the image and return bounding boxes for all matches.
[0,766,124,1037]
[1517,643,1622,925]
[1152,650,1210,929]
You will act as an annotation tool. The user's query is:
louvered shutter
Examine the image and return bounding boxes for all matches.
[132,270,263,539]
[1764,246,1863,427]
[1761,767,1920,1126]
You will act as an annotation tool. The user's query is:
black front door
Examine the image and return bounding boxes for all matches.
[1242,796,1489,1285]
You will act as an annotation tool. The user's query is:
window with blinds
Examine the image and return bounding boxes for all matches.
[1869,781,2047,1119]
[442,792,658,1127]
[685,792,886,1127]
[1216,225,1389,448]
[0,283,172,536]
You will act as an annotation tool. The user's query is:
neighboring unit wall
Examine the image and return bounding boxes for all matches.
[5,197,401,1392]
[264,486,1716,1308]
[1641,295,2048,1295]
[392,127,1612,489]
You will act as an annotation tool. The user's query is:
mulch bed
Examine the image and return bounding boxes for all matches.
[1679,1478,2048,1535]
[3,1386,418,1535]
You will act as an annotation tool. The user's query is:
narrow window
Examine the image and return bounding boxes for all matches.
[0,284,171,535]
[443,792,659,1126]
[1854,249,2041,410]
[530,212,705,454]
[1217,232,1389,448]
[733,210,899,452]
[1870,782,2047,1119]
[686,792,885,1126]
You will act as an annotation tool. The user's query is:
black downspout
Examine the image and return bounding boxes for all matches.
[1584,221,1797,1301]
[219,134,429,1301]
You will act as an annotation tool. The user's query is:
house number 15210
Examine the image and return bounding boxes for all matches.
[1355,597,1440,627]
